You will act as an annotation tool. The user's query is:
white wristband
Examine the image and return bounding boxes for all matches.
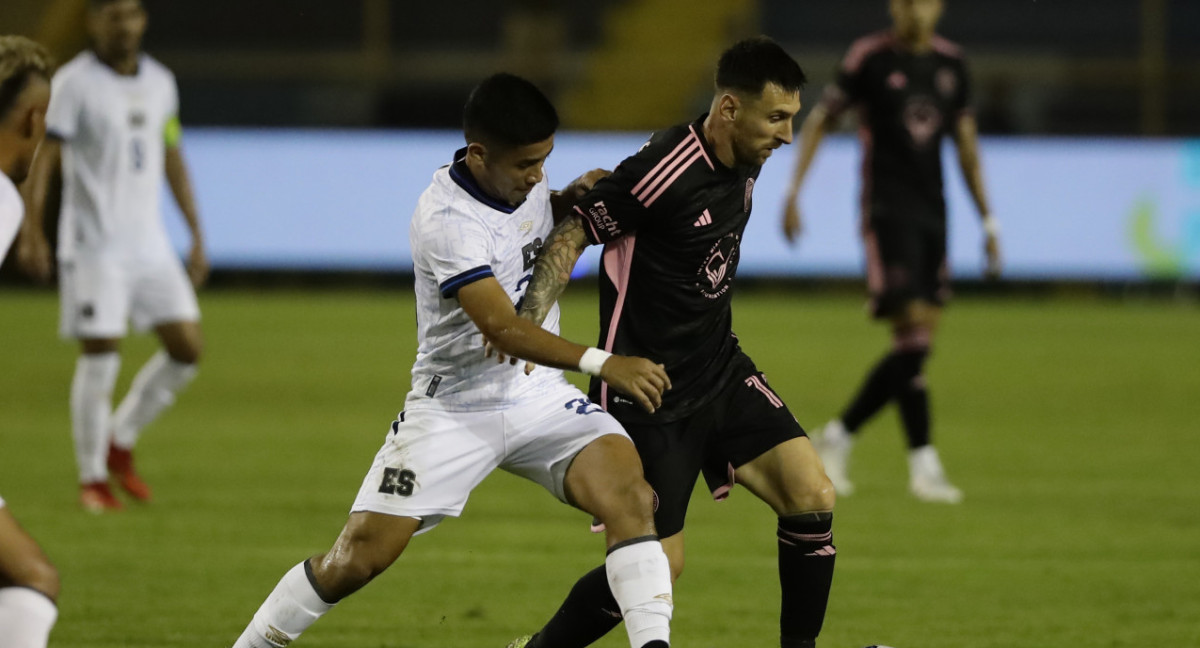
[982,217,1000,237]
[578,347,612,376]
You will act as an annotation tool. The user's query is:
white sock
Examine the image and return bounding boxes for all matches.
[112,351,198,449]
[908,445,944,479]
[0,587,58,648]
[233,562,335,648]
[70,353,120,483]
[605,538,672,648]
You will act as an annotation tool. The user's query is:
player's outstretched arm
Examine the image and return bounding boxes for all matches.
[952,113,1001,278]
[460,277,669,413]
[15,138,60,283]
[165,145,208,287]
[519,214,591,326]
[782,103,835,245]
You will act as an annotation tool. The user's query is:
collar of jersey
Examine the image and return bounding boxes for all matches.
[448,147,517,214]
[88,50,146,80]
[691,114,736,175]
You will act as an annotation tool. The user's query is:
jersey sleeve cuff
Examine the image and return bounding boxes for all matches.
[439,265,494,298]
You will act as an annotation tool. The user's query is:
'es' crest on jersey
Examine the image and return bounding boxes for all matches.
[521,237,543,270]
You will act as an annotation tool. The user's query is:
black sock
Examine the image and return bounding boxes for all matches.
[778,513,836,648]
[528,565,621,648]
[841,351,904,432]
[898,380,931,448]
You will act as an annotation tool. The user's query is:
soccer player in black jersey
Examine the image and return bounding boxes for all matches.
[782,0,1002,503]
[507,37,836,648]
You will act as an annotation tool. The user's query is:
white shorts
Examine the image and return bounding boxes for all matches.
[350,383,628,534]
[59,252,200,339]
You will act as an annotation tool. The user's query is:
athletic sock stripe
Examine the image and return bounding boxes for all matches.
[778,528,834,544]
[606,534,660,555]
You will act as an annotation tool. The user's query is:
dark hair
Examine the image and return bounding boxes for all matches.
[0,36,54,121]
[463,73,559,149]
[715,36,807,96]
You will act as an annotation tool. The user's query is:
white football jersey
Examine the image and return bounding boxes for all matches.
[406,149,567,412]
[0,172,21,260]
[46,51,178,260]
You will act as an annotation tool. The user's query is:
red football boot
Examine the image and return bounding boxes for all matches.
[80,481,123,512]
[107,443,153,502]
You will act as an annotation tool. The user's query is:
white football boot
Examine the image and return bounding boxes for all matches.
[815,419,855,496]
[908,445,963,503]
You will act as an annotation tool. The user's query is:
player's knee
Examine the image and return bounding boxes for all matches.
[168,337,203,365]
[595,476,656,528]
[778,476,836,517]
[810,475,837,512]
[621,478,657,521]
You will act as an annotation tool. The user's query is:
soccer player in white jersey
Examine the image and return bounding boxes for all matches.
[0,35,60,648]
[229,74,675,648]
[17,0,207,512]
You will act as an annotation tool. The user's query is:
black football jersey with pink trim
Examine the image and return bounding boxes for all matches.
[575,115,760,423]
[823,30,971,226]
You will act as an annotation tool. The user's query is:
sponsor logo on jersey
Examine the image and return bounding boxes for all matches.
[587,200,621,238]
[693,209,713,228]
[519,220,533,233]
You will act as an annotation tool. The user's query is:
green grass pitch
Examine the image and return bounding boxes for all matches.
[1,287,1198,648]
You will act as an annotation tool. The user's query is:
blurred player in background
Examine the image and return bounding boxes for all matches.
[0,34,60,648]
[231,73,674,648]
[781,0,1001,502]
[17,0,208,512]
[510,37,837,648]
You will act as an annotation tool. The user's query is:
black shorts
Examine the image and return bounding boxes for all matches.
[618,352,807,538]
[863,217,950,319]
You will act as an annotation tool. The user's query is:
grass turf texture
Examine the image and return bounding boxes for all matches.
[1,287,1197,648]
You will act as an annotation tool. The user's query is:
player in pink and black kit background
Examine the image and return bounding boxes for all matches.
[509,37,837,648]
[782,0,1002,503]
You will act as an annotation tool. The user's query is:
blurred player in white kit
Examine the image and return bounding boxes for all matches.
[18,0,208,512]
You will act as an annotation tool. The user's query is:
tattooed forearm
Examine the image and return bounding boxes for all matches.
[521,215,590,325]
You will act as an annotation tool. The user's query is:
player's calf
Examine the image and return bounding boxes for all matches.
[232,513,418,647]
